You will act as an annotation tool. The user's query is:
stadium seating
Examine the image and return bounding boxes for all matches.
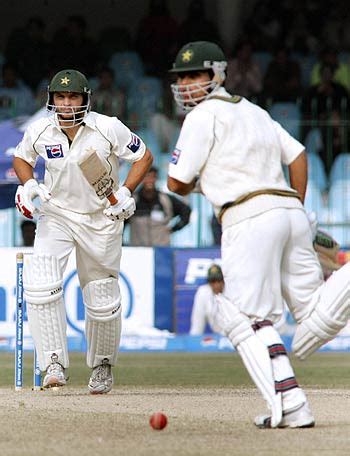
[329,153,350,184]
[307,152,328,192]
[291,52,317,88]
[127,76,163,122]
[0,52,4,86]
[304,128,323,155]
[252,51,273,76]
[269,102,301,140]
[108,51,144,90]
[171,193,214,247]
[328,180,350,221]
[322,180,350,246]
[304,181,325,216]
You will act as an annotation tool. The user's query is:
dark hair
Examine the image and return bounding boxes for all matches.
[21,220,36,229]
[148,166,159,174]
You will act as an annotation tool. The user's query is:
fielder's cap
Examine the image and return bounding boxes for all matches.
[207,264,223,282]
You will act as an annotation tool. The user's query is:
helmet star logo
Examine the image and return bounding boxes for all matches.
[182,50,193,62]
[60,77,70,85]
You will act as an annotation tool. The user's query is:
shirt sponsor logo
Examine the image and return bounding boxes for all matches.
[127,133,141,153]
[45,144,64,159]
[171,148,181,164]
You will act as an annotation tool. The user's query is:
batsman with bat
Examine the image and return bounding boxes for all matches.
[167,41,350,428]
[13,69,153,393]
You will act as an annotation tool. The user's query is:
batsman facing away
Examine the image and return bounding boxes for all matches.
[13,69,153,393]
[167,41,350,429]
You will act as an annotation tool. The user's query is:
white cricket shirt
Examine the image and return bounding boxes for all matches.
[168,88,305,222]
[190,283,224,335]
[15,111,146,213]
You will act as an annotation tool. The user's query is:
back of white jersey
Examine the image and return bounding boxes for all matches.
[168,88,304,213]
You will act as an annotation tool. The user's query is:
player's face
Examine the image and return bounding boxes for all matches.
[209,280,224,294]
[171,70,215,111]
[176,71,211,100]
[142,171,157,191]
[53,92,84,120]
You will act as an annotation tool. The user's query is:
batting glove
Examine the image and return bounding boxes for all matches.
[15,179,51,219]
[103,186,136,221]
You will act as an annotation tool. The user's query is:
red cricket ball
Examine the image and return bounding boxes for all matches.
[150,412,168,430]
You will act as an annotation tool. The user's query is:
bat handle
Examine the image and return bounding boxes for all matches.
[107,191,118,206]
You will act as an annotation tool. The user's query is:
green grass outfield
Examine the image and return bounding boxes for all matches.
[1,351,350,389]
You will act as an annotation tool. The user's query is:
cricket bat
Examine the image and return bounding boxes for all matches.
[78,147,117,205]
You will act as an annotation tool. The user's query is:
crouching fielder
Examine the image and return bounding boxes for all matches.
[167,41,350,428]
[13,69,153,393]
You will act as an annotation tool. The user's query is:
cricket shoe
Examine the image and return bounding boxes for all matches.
[43,353,67,389]
[255,401,315,429]
[88,358,113,394]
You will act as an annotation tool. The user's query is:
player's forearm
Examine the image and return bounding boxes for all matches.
[288,150,307,204]
[13,157,34,184]
[167,176,196,196]
[123,148,153,193]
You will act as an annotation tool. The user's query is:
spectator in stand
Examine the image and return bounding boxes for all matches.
[178,0,221,46]
[91,67,126,119]
[244,0,284,52]
[35,69,57,109]
[97,26,132,63]
[51,16,98,76]
[20,220,36,247]
[285,11,319,55]
[135,0,179,76]
[225,40,262,99]
[5,17,49,91]
[210,214,222,246]
[189,264,225,335]
[302,63,350,174]
[0,63,36,120]
[128,166,191,246]
[263,47,303,103]
[310,48,350,92]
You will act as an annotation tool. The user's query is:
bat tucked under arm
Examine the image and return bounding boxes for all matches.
[78,147,117,205]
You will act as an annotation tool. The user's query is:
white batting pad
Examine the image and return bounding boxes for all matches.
[83,278,122,368]
[23,254,68,370]
[256,325,306,412]
[214,294,282,427]
[293,262,350,359]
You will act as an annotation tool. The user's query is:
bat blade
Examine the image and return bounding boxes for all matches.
[78,147,117,205]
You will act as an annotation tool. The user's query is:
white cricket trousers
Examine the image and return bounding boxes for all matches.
[34,202,123,287]
[221,207,324,324]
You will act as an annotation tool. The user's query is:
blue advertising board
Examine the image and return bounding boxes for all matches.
[173,248,220,333]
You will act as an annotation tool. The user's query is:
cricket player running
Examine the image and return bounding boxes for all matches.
[13,69,153,393]
[167,41,350,428]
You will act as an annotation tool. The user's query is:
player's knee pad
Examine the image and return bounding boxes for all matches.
[293,262,350,360]
[215,294,282,427]
[83,277,122,368]
[23,254,68,370]
[213,293,255,345]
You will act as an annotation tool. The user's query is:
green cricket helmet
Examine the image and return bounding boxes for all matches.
[46,69,92,128]
[169,41,227,111]
[207,264,224,282]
